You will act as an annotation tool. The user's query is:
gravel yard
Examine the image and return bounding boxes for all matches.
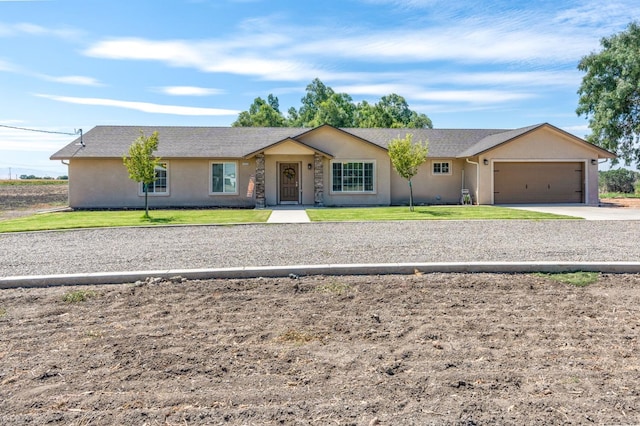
[2,220,640,277]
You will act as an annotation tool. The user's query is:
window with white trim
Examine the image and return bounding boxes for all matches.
[141,162,168,194]
[211,161,238,194]
[432,161,451,175]
[331,161,375,193]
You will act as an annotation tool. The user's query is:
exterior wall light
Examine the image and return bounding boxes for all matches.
[591,159,597,165]
[308,163,313,170]
[483,159,489,165]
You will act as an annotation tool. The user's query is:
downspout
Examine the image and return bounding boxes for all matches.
[465,158,479,205]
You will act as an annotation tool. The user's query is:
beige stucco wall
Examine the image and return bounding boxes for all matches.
[298,127,392,206]
[390,158,467,205]
[66,125,608,209]
[67,158,256,208]
[476,127,603,205]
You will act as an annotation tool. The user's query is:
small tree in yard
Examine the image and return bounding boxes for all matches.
[123,131,161,218]
[388,133,428,211]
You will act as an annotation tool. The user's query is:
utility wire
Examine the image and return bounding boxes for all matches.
[0,124,79,136]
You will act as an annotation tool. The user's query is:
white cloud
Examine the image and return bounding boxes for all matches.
[292,24,594,65]
[35,94,240,116]
[553,1,640,32]
[81,5,605,90]
[158,86,225,96]
[41,75,104,86]
[84,37,317,81]
[0,127,72,152]
[0,58,102,86]
[562,124,590,137]
[0,59,17,72]
[336,70,580,96]
[334,83,418,96]
[14,22,46,35]
[413,90,535,104]
[333,87,536,106]
[0,22,81,39]
[444,71,582,88]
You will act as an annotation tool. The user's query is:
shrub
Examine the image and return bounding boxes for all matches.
[599,168,638,193]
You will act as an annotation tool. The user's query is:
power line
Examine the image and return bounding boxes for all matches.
[0,124,79,136]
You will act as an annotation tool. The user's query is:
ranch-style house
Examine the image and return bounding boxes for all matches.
[50,123,615,209]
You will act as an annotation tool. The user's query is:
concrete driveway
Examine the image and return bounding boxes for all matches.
[505,204,640,220]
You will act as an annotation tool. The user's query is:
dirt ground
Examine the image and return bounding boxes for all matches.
[0,181,68,220]
[602,197,640,208]
[1,273,640,425]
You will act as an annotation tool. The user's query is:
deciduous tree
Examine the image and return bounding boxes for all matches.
[388,133,429,211]
[577,22,640,166]
[233,79,433,129]
[232,95,286,127]
[123,131,161,218]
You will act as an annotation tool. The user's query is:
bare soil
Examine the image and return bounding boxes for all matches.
[0,181,68,220]
[1,273,640,425]
[602,197,640,208]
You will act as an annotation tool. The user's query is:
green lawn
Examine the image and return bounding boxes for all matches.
[0,205,579,233]
[306,205,579,221]
[0,209,271,233]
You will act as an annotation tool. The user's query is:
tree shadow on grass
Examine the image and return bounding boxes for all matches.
[412,209,454,217]
[144,217,175,224]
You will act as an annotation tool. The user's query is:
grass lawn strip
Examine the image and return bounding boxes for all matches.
[306,205,579,221]
[0,209,272,233]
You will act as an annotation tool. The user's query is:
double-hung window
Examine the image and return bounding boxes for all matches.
[432,161,451,175]
[211,161,237,194]
[141,162,168,195]
[331,161,375,193]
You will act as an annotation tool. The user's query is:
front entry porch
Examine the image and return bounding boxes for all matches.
[253,152,326,208]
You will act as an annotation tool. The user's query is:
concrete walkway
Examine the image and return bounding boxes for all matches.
[267,205,311,223]
[505,204,640,220]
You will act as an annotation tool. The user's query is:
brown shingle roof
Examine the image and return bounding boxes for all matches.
[50,126,300,159]
[51,123,610,160]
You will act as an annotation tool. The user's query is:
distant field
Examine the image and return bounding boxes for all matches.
[0,180,68,216]
[0,179,68,186]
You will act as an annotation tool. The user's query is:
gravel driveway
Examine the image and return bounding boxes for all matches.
[2,220,640,277]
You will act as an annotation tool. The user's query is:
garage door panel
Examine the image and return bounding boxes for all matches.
[494,162,583,204]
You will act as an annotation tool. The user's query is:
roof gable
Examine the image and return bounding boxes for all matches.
[457,123,616,158]
[244,137,333,158]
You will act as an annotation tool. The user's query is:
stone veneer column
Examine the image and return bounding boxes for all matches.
[255,153,266,209]
[313,153,324,207]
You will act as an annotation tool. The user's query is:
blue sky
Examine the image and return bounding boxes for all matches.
[0,0,637,177]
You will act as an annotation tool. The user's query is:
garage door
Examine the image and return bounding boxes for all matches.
[494,162,584,204]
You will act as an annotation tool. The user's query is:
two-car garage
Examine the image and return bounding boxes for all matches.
[493,162,584,204]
